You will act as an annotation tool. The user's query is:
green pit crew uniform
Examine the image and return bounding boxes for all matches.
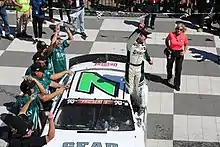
[25,67,52,94]
[52,40,69,73]
[47,55,55,75]
[16,93,40,130]
[34,75,52,94]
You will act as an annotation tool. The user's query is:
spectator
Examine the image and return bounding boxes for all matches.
[12,0,32,38]
[51,25,73,73]
[195,0,206,32]
[58,0,71,24]
[144,0,162,30]
[214,0,220,29]
[165,23,188,91]
[48,0,55,22]
[0,0,14,40]
[69,0,87,37]
[30,0,47,41]
[174,0,181,13]
[1,112,55,147]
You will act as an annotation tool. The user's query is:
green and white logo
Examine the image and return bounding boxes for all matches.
[76,72,120,97]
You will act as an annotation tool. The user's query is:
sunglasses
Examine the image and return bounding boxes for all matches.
[176,27,183,31]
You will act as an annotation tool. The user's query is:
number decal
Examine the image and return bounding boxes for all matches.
[67,99,75,104]
[76,72,120,97]
[114,100,123,105]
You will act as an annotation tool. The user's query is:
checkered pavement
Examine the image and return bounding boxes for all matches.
[1,11,220,147]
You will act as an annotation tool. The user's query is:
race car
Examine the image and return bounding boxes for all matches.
[41,54,149,147]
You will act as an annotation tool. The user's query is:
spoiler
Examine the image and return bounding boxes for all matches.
[69,54,127,69]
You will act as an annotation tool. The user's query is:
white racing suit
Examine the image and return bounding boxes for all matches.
[125,29,151,115]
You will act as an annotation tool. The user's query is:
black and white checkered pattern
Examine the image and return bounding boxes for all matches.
[1,11,220,147]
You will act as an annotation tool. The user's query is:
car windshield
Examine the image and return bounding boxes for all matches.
[54,99,135,131]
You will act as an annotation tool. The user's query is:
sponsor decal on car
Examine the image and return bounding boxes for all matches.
[94,62,118,67]
[76,72,120,97]
[62,142,118,147]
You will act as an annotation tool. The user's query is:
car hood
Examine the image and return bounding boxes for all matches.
[43,129,143,147]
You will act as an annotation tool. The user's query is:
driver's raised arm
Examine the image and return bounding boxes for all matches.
[126,23,147,50]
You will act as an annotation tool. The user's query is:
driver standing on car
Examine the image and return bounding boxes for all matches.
[125,23,153,116]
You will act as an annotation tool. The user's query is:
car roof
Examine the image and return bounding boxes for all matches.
[66,69,128,101]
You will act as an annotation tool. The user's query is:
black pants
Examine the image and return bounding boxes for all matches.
[166,49,184,87]
[32,16,44,38]
[48,0,53,20]
[144,3,159,27]
[174,0,180,13]
[162,0,169,12]
[58,0,71,22]
[197,1,206,29]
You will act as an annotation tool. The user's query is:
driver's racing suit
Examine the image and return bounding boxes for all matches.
[125,29,152,114]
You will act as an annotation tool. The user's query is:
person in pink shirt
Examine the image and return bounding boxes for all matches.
[164,23,188,91]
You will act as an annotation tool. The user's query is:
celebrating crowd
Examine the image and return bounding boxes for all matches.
[0,23,74,147]
[0,0,217,146]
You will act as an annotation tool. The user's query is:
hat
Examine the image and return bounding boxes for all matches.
[32,52,46,62]
[2,114,33,136]
[31,62,45,72]
[36,41,48,52]
[20,80,36,94]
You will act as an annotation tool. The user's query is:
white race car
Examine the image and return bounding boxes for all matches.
[41,54,149,147]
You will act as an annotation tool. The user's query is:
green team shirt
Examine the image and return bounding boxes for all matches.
[16,93,40,130]
[47,55,55,75]
[33,74,52,94]
[52,40,69,73]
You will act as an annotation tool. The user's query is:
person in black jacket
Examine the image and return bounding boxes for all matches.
[0,110,55,147]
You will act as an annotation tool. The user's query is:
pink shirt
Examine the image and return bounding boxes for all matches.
[167,32,188,51]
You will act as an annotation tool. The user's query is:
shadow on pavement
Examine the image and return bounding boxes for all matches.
[176,18,220,36]
[123,20,140,27]
[189,48,220,64]
[145,73,174,89]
